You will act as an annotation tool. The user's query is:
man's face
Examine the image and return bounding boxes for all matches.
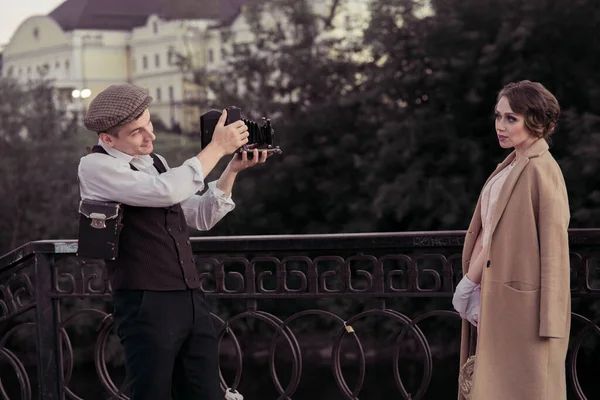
[100,109,156,157]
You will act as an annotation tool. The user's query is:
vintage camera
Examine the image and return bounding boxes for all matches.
[200,106,282,158]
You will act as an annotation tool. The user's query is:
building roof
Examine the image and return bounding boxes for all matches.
[48,0,248,31]
[214,0,267,27]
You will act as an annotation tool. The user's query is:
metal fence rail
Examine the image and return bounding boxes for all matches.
[0,230,599,399]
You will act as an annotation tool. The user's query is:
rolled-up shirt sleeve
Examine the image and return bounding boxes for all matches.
[181,181,236,231]
[152,154,235,231]
[78,154,206,207]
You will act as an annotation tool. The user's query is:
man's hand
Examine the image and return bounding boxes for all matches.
[227,147,270,174]
[215,147,271,197]
[211,109,249,155]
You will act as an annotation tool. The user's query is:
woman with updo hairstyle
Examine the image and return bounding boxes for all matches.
[452,80,571,399]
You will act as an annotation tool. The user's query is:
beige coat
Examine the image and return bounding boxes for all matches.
[459,139,571,400]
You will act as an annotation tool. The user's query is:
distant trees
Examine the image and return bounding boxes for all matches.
[0,78,80,253]
[2,0,600,250]
[191,0,600,236]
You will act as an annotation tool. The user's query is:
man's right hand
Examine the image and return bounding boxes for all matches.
[211,109,249,155]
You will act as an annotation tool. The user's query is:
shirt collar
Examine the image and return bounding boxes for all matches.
[97,140,154,167]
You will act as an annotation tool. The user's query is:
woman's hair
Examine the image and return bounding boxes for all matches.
[497,80,560,139]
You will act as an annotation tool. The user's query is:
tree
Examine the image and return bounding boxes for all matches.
[363,0,600,230]
[185,0,600,236]
[189,0,380,235]
[0,78,80,253]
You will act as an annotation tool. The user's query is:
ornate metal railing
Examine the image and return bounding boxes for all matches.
[0,230,599,400]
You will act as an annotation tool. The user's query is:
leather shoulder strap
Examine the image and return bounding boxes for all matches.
[91,145,108,155]
[149,153,167,174]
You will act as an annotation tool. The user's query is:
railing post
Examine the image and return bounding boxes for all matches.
[34,253,62,399]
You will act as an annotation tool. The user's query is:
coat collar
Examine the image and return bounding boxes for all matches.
[495,138,549,170]
[524,138,549,158]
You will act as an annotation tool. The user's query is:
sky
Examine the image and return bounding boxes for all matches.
[0,0,65,46]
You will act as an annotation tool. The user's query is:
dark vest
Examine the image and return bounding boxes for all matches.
[91,146,200,291]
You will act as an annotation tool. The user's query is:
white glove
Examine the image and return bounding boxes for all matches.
[452,275,479,319]
[225,388,243,400]
[465,286,481,327]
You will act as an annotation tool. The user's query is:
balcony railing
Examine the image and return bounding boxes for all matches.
[0,230,599,399]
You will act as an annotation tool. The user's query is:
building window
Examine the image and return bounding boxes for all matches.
[156,87,162,101]
[142,55,148,70]
[167,49,174,65]
[65,60,70,70]
[55,61,60,69]
[27,66,31,75]
[33,27,39,40]
[169,86,174,101]
[208,49,214,63]
[7,66,14,76]
[153,21,158,34]
[155,54,160,68]
[132,58,136,72]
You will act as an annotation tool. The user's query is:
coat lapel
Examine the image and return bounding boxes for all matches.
[463,139,550,270]
[462,162,506,272]
[487,157,529,236]
[487,139,549,239]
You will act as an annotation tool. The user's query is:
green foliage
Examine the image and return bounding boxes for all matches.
[0,78,80,254]
[194,0,378,235]
[193,0,600,236]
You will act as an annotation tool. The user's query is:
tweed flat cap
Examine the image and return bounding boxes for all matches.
[84,84,153,132]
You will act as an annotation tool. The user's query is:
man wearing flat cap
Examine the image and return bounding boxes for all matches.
[78,83,268,400]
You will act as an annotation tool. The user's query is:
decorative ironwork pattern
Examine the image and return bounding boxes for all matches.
[192,253,457,298]
[53,257,112,297]
[0,230,598,399]
[0,273,35,323]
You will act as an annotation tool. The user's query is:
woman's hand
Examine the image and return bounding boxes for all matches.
[465,287,481,327]
[453,275,479,319]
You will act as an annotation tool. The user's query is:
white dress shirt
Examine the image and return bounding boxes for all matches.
[78,141,235,231]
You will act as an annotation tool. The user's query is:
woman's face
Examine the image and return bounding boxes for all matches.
[494,96,536,150]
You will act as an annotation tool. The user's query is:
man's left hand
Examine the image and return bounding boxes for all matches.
[227,147,270,173]
[216,146,273,197]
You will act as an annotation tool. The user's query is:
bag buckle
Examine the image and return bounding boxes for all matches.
[89,213,107,229]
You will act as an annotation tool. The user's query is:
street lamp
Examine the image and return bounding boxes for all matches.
[72,88,91,99]
[71,88,91,123]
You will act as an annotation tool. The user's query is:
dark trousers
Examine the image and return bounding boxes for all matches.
[112,289,220,400]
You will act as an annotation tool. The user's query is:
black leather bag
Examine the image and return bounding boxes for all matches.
[77,199,123,260]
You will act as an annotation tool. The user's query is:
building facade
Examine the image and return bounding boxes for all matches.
[1,0,245,133]
[1,0,371,133]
